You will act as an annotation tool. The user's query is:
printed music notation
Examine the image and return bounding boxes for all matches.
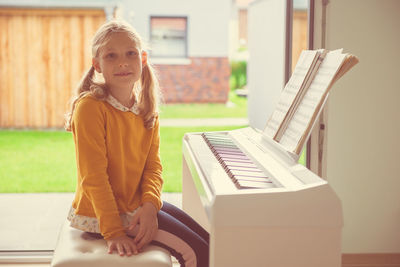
[263,50,322,138]
[263,49,359,155]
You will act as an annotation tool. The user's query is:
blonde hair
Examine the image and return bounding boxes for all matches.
[65,19,160,131]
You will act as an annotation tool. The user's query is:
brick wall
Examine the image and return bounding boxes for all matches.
[155,57,230,103]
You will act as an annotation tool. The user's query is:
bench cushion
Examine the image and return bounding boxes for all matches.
[51,221,172,267]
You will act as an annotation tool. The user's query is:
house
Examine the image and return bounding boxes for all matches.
[120,0,231,104]
[0,0,231,128]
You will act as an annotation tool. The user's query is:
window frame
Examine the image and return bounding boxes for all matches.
[149,15,189,58]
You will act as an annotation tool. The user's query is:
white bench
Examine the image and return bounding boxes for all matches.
[51,221,172,267]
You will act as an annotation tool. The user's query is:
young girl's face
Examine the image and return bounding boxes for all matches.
[93,32,146,91]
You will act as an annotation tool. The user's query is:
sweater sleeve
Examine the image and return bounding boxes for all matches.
[140,117,163,210]
[72,97,125,240]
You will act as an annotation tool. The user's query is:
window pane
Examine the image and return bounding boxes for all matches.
[150,17,187,57]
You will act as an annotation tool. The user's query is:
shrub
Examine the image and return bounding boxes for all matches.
[230,60,247,90]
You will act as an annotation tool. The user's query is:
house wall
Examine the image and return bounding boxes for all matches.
[318,0,400,253]
[123,0,231,103]
[247,0,295,130]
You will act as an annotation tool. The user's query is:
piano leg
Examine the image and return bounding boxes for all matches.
[182,156,211,232]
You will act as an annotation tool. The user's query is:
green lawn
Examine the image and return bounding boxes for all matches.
[159,91,247,119]
[0,91,306,193]
[0,126,245,193]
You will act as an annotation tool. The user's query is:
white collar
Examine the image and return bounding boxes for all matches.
[106,94,139,115]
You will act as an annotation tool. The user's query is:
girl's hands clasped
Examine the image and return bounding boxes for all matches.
[128,202,158,251]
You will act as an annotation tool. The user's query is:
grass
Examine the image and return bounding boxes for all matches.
[0,126,245,193]
[159,91,247,119]
[0,130,76,193]
[0,91,306,193]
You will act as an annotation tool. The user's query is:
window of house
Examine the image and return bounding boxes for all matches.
[150,16,188,58]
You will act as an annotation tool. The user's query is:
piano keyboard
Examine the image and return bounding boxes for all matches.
[201,132,276,189]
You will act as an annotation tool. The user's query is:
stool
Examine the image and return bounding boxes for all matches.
[51,220,172,267]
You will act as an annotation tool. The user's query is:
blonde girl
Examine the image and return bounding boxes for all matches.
[65,20,209,267]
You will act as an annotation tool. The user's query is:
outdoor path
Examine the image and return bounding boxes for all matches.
[0,192,183,251]
[160,117,248,127]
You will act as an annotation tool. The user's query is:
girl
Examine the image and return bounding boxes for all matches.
[65,20,209,267]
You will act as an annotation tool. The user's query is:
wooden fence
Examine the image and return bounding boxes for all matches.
[0,8,105,128]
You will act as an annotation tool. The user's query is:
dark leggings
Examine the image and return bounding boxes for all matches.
[149,201,209,267]
[86,201,209,266]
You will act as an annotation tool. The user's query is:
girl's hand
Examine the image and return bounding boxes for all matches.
[106,235,139,256]
[128,202,158,250]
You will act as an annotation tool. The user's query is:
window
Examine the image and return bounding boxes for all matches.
[150,16,188,58]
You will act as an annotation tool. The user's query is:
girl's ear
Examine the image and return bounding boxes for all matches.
[92,58,102,73]
[141,51,147,66]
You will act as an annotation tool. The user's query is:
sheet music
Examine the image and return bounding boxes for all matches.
[279,50,347,152]
[263,50,320,138]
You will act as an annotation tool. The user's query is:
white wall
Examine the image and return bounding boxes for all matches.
[321,0,400,253]
[247,0,287,130]
[122,0,231,57]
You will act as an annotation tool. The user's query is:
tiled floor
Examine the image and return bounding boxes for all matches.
[0,192,182,251]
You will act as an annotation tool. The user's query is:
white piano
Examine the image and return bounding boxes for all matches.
[182,126,342,267]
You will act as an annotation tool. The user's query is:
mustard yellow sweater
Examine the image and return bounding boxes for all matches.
[71,95,163,240]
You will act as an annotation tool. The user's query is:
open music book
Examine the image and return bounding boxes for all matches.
[263,49,359,155]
